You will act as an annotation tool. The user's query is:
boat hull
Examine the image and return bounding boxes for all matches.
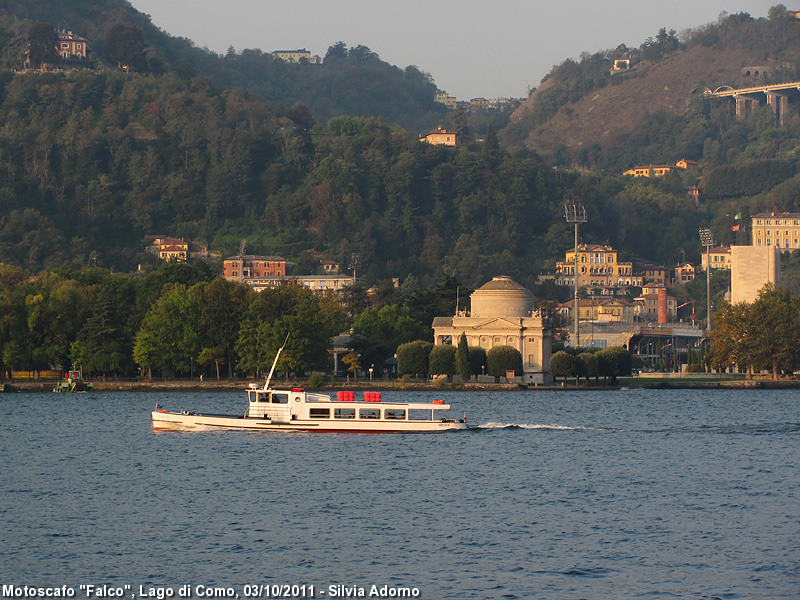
[152,410,467,433]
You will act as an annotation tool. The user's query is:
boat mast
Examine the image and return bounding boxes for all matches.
[264,333,290,388]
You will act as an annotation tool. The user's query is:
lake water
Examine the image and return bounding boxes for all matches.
[1,388,798,599]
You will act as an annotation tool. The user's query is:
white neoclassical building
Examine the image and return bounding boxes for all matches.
[432,276,552,384]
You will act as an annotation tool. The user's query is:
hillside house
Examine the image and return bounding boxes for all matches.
[25,28,92,70]
[420,126,457,146]
[623,159,698,178]
[700,246,731,271]
[320,260,340,274]
[272,49,321,64]
[555,244,637,288]
[223,255,287,279]
[146,236,188,261]
[434,91,457,110]
[639,263,672,286]
[675,262,696,283]
[751,212,800,251]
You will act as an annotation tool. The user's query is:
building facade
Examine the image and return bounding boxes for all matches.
[555,244,636,288]
[674,262,696,283]
[223,255,286,279]
[57,30,88,60]
[700,246,732,271]
[146,236,188,261]
[419,126,457,146]
[640,263,672,285]
[432,276,552,384]
[731,246,780,304]
[751,212,800,251]
[271,49,321,63]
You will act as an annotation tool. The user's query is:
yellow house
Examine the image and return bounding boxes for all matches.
[623,164,679,177]
[623,159,697,178]
[147,236,188,262]
[272,49,320,63]
[420,126,457,146]
[751,212,800,251]
[674,262,696,283]
[434,91,457,110]
[555,244,636,288]
[557,298,634,322]
[700,246,731,271]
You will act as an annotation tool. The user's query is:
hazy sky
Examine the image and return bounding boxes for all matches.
[128,1,779,99]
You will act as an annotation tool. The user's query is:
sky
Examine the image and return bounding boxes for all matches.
[127,0,780,99]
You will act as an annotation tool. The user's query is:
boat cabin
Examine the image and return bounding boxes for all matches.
[246,387,451,423]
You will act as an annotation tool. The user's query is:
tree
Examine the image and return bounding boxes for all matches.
[578,352,599,385]
[349,304,429,371]
[194,278,250,378]
[341,352,360,380]
[468,346,487,377]
[28,23,57,68]
[550,350,574,384]
[428,344,456,378]
[487,345,523,379]
[711,301,752,375]
[745,285,800,378]
[397,340,433,377]
[133,284,202,377]
[105,23,147,71]
[235,286,335,378]
[455,333,470,381]
[596,346,632,385]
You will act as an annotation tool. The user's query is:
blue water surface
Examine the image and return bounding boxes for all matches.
[1,388,798,599]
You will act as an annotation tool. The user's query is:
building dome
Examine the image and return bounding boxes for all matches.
[470,276,534,318]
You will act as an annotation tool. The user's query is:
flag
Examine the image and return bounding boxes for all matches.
[735,212,741,220]
[732,224,741,232]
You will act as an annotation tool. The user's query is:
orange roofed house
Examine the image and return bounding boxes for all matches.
[420,126,457,146]
[146,236,188,261]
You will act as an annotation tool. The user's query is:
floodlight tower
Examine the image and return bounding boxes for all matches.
[699,228,714,331]
[565,203,587,348]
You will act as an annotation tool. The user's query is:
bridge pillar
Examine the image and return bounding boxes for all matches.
[735,95,745,119]
[766,92,790,125]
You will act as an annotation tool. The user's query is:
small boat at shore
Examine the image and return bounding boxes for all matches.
[151,341,467,433]
[53,366,94,393]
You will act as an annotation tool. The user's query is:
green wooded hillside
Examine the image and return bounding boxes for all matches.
[0,0,445,130]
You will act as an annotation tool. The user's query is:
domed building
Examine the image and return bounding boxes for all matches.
[432,276,552,384]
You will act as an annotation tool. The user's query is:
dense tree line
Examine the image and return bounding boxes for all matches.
[0,0,445,131]
[712,284,800,378]
[0,262,471,379]
[0,64,724,287]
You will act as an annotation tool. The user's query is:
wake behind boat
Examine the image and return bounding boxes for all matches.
[151,338,467,433]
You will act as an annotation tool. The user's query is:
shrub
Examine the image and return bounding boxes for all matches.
[397,340,433,376]
[429,344,456,377]
[487,345,523,378]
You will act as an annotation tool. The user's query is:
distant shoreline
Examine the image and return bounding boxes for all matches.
[3,378,800,392]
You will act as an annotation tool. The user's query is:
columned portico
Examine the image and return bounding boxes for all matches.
[432,276,552,384]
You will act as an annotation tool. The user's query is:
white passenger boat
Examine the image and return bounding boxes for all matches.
[151,341,467,433]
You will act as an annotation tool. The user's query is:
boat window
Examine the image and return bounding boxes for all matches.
[359,408,380,419]
[309,408,330,419]
[258,392,269,402]
[271,393,289,404]
[384,409,406,420]
[334,408,356,419]
[409,409,433,421]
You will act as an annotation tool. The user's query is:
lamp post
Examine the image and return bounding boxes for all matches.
[565,203,587,348]
[699,228,714,331]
